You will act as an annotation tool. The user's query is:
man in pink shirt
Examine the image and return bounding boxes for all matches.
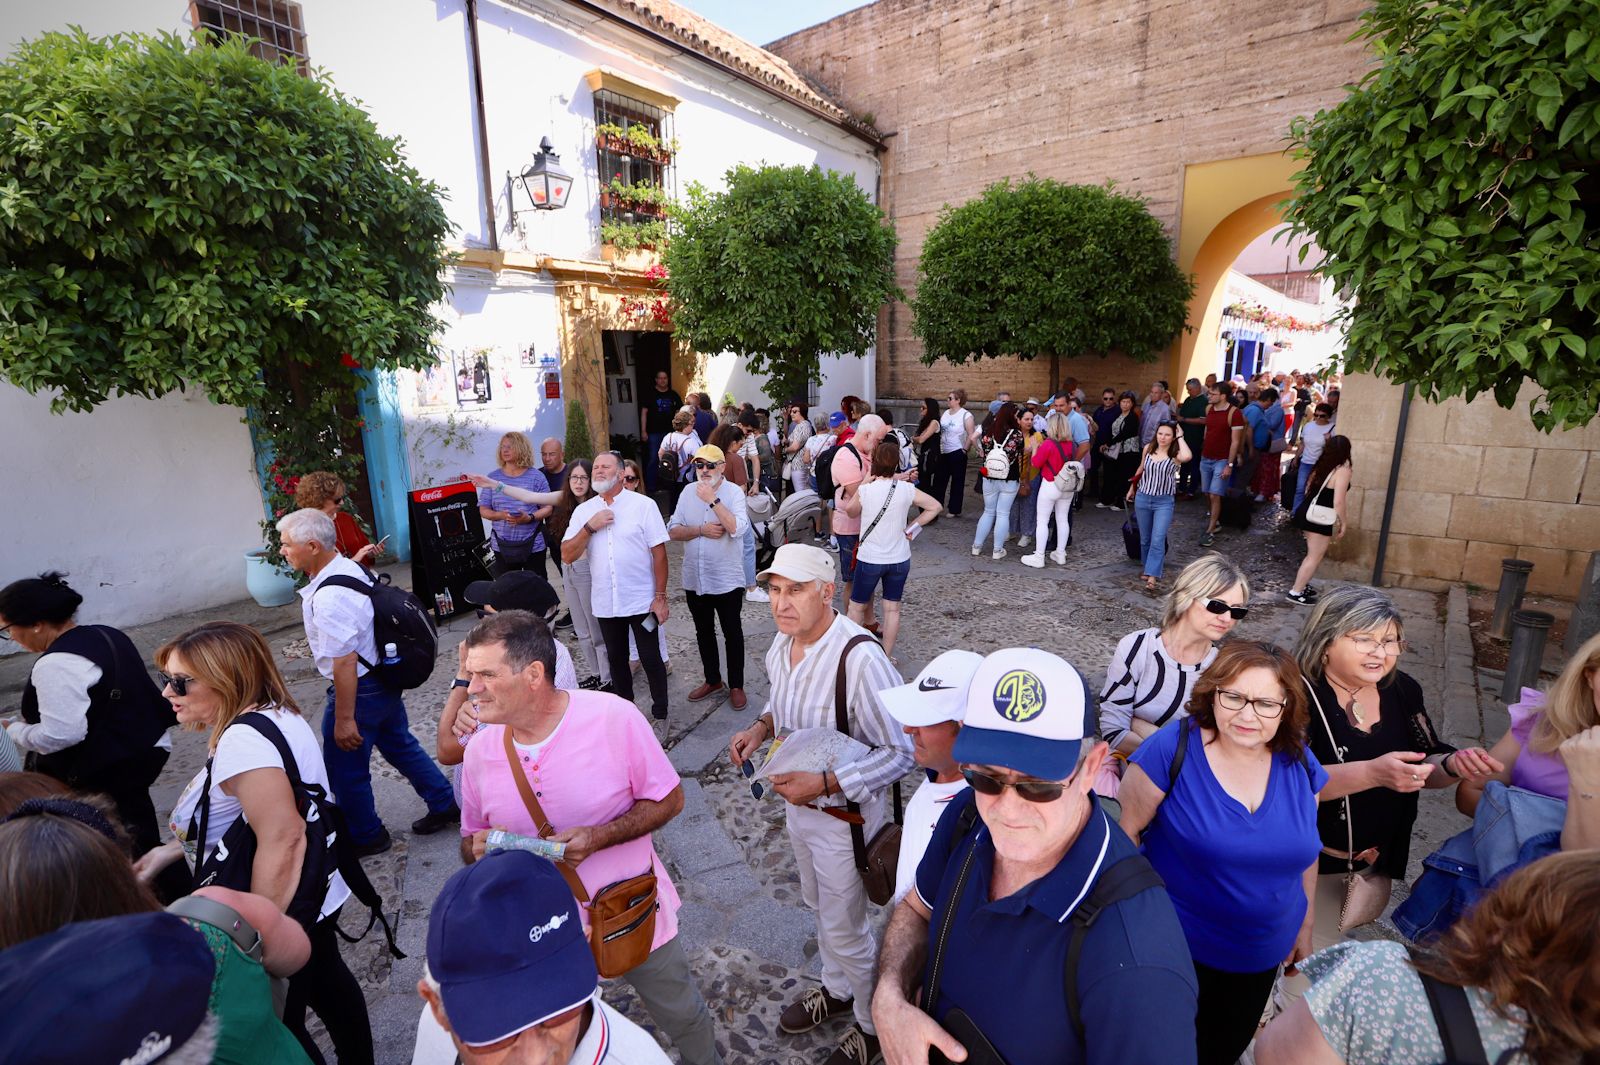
[458,610,721,1065]
[830,413,888,610]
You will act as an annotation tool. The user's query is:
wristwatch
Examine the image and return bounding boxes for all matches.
[452,678,470,689]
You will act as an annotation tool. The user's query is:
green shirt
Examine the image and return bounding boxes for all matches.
[1178,394,1209,452]
[186,919,313,1065]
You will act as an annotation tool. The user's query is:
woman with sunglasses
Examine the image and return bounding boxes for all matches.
[293,471,380,564]
[1120,641,1350,1065]
[144,621,373,1065]
[1291,587,1500,957]
[1288,403,1335,514]
[1099,555,1251,763]
[783,401,814,497]
[0,572,178,893]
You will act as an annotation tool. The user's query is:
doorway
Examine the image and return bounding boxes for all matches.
[601,329,673,455]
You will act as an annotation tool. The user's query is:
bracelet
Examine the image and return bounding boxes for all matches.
[452,678,470,689]
[653,593,667,601]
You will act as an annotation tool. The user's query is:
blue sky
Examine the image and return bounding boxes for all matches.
[677,0,872,45]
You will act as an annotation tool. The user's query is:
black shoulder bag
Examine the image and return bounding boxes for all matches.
[834,634,903,906]
[190,713,404,957]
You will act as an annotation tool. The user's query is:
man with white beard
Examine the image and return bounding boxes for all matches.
[667,444,751,710]
[562,450,672,719]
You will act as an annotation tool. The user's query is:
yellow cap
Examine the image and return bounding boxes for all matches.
[693,444,725,463]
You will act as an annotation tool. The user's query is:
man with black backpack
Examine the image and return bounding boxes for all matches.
[871,647,1198,1065]
[816,413,887,613]
[279,508,458,857]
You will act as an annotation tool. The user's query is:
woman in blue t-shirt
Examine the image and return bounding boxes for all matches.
[1120,640,1356,1065]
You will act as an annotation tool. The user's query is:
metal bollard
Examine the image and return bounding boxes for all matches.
[1489,559,1534,640]
[1501,610,1554,703]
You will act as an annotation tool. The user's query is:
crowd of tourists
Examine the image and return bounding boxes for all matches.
[6,365,1600,1065]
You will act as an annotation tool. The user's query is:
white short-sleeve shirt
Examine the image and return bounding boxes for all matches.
[299,553,379,679]
[562,490,669,618]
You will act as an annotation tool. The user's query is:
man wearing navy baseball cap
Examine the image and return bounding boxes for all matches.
[870,648,1199,1065]
[414,849,671,1064]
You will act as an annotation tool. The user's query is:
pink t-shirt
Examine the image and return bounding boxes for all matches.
[1508,688,1569,801]
[830,442,868,535]
[460,691,682,951]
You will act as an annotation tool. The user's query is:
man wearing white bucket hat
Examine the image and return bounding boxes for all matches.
[878,649,984,903]
[872,647,1198,1065]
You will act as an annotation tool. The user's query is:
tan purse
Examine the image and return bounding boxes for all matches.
[1304,681,1393,931]
[502,728,657,977]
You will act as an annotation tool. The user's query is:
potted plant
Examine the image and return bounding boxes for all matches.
[625,124,659,155]
[595,122,628,154]
[243,548,298,607]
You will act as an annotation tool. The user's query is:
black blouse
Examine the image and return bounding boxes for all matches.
[1306,672,1454,880]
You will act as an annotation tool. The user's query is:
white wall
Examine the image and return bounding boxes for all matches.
[0,386,265,636]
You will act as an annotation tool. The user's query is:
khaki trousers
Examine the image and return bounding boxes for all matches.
[785,798,887,1034]
[1282,872,1364,999]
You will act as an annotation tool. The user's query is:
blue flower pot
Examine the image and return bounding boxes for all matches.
[244,549,297,608]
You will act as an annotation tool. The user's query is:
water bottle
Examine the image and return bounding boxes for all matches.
[382,642,400,667]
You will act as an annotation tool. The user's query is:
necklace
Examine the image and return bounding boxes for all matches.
[1328,675,1369,725]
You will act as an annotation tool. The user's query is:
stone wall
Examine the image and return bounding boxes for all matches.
[770,0,1372,400]
[1326,374,1600,599]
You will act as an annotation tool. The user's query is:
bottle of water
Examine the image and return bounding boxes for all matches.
[382,642,400,667]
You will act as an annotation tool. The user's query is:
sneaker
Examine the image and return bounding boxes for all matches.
[1021,553,1045,568]
[552,611,574,630]
[687,682,725,702]
[1200,530,1216,547]
[1018,535,1033,548]
[746,587,770,603]
[1051,552,1067,566]
[651,705,669,720]
[352,828,393,858]
[1095,501,1108,509]
[991,549,1007,561]
[1109,503,1125,511]
[779,987,854,1035]
[412,805,460,836]
[970,546,982,557]
[828,536,839,550]
[824,1024,881,1065]
[578,675,605,690]
[1254,494,1267,503]
[1285,589,1316,605]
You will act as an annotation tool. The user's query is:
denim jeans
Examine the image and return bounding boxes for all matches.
[974,478,1020,553]
[1293,459,1314,513]
[1012,473,1041,537]
[1134,491,1176,579]
[321,675,455,845]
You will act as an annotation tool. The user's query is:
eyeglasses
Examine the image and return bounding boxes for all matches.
[1203,598,1250,620]
[960,767,1065,803]
[1347,634,1408,657]
[1215,688,1287,718]
[159,672,196,696]
[0,624,12,642]
[692,460,722,471]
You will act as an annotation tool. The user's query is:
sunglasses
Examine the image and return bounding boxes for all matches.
[961,767,1065,803]
[692,460,722,471]
[159,672,196,696]
[622,474,639,483]
[738,758,766,799]
[1203,599,1249,620]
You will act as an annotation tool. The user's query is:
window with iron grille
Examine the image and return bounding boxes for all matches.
[191,0,308,73]
[593,89,675,244]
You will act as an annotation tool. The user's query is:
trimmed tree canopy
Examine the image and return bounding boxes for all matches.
[665,164,899,405]
[912,178,1194,366]
[1286,0,1600,431]
[0,30,452,413]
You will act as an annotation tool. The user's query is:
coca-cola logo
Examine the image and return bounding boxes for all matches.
[415,488,446,502]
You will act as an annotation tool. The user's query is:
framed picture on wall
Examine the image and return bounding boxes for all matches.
[622,342,635,368]
[617,378,633,404]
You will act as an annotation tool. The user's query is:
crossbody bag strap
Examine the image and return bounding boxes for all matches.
[1408,949,1490,1065]
[500,726,589,903]
[834,634,879,873]
[88,626,127,700]
[189,755,217,883]
[1304,678,1356,873]
[923,808,984,1013]
[859,482,898,545]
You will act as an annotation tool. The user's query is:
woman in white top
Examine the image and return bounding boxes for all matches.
[843,440,942,657]
[658,409,702,505]
[784,402,815,496]
[1290,401,1335,512]
[1100,554,1251,760]
[136,621,368,1065]
[932,387,979,517]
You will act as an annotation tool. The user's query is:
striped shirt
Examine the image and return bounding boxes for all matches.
[1099,627,1217,750]
[479,467,550,548]
[761,613,915,803]
[1137,456,1180,498]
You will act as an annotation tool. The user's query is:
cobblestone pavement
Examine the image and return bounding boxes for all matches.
[1,483,1508,1064]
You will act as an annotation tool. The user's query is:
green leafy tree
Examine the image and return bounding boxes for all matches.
[665,164,899,406]
[565,399,595,462]
[0,30,452,554]
[1285,0,1599,431]
[912,178,1194,382]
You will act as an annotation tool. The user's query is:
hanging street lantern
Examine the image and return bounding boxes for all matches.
[512,136,572,214]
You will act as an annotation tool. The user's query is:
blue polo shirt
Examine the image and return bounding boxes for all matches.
[915,790,1198,1065]
[1131,720,1328,973]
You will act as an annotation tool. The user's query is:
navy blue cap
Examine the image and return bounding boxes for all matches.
[953,648,1093,781]
[426,849,597,1047]
[0,912,215,1064]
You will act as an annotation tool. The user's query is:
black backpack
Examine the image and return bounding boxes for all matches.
[316,568,437,690]
[191,713,404,957]
[813,441,859,502]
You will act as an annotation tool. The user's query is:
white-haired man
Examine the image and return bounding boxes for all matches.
[278,507,457,855]
[829,413,888,609]
[729,544,914,1065]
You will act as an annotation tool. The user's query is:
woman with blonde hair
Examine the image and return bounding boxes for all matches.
[136,621,371,1065]
[1099,554,1251,759]
[478,431,552,578]
[1458,630,1600,851]
[1021,410,1081,568]
[1256,850,1600,1064]
[293,472,379,564]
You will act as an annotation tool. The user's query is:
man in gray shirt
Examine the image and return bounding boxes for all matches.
[1140,379,1176,447]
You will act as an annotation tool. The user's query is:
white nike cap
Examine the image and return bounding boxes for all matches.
[879,650,985,727]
